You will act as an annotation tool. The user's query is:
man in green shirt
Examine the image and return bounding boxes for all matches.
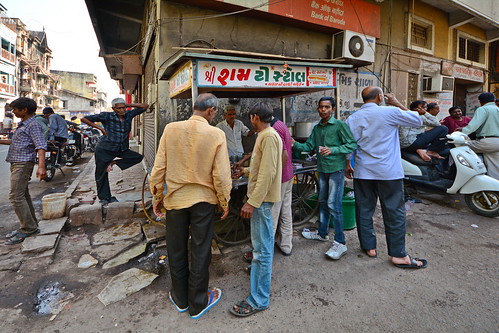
[292,96,357,260]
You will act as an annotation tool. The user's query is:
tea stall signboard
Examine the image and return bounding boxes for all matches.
[196,60,337,89]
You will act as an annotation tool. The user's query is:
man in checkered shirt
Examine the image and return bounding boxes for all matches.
[0,97,47,245]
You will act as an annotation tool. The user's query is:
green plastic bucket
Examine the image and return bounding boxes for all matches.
[329,187,356,230]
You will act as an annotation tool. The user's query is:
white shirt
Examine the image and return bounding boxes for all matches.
[346,103,422,180]
[216,119,251,157]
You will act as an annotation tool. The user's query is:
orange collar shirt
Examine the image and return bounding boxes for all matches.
[149,115,232,210]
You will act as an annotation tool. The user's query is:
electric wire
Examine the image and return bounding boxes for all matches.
[159,0,287,24]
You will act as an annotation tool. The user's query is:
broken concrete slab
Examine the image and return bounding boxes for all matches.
[155,239,166,249]
[70,204,102,227]
[102,242,147,269]
[0,252,24,271]
[90,235,143,262]
[65,198,80,215]
[92,221,143,246]
[39,217,67,235]
[116,186,135,194]
[142,223,166,243]
[105,202,135,221]
[21,234,59,254]
[78,254,98,268]
[20,255,54,271]
[97,268,158,306]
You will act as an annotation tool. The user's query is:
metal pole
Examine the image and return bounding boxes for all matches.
[280,96,286,124]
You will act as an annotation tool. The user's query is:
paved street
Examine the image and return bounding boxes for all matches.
[0,158,497,332]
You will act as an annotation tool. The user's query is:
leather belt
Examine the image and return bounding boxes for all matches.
[477,136,499,139]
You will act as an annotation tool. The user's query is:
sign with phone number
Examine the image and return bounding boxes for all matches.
[196,60,336,89]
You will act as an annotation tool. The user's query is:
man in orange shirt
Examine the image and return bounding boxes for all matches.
[149,93,232,319]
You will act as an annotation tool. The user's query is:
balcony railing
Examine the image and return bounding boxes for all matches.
[1,49,15,63]
[0,83,15,95]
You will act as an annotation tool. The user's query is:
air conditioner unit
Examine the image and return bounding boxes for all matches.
[422,75,454,92]
[332,30,376,63]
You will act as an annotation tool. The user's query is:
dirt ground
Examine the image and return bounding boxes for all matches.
[0,183,497,333]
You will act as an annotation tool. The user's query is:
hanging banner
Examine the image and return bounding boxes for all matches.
[197,60,336,89]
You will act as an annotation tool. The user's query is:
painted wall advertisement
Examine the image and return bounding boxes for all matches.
[169,61,192,98]
[337,69,379,120]
[426,92,454,120]
[197,60,337,89]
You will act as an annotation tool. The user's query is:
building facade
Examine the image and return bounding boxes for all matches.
[0,14,17,122]
[85,0,498,167]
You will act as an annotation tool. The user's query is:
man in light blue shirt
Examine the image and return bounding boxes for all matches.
[461,92,499,180]
[43,107,68,143]
[346,86,428,269]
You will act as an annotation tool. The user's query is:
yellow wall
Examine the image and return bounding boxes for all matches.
[412,0,449,59]
[455,23,487,40]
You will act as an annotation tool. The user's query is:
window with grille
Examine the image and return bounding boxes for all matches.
[457,33,485,65]
[408,15,434,54]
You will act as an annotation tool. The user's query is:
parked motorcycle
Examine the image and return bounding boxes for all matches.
[80,124,101,152]
[402,131,499,217]
[42,141,66,182]
[65,124,84,166]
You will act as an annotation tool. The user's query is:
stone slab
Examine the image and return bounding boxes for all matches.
[21,234,59,254]
[142,223,166,243]
[65,198,80,216]
[70,204,103,227]
[39,217,67,235]
[105,202,135,221]
[97,268,158,306]
[78,254,98,268]
[0,253,24,271]
[155,239,166,249]
[20,254,54,272]
[92,221,143,246]
[102,242,147,269]
[90,235,142,262]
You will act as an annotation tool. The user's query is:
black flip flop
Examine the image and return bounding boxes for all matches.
[394,256,428,269]
[229,300,263,317]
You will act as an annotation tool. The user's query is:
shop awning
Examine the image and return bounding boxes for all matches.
[159,50,353,99]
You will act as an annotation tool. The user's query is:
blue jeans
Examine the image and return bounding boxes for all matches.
[247,202,274,310]
[318,170,345,244]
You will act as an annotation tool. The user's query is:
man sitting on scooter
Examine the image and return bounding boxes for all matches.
[459,92,499,180]
[399,100,448,162]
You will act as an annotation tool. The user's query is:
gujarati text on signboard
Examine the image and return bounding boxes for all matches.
[197,60,337,89]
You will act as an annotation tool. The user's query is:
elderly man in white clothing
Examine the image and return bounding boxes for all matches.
[216,105,255,161]
[345,86,428,269]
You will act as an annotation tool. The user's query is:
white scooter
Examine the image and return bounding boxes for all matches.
[402,131,499,217]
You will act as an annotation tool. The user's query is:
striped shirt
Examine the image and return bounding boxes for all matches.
[85,108,145,151]
[6,116,47,163]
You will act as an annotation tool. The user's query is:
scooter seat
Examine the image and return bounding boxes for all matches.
[401,151,438,166]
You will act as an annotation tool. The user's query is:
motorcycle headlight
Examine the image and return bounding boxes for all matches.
[456,154,472,169]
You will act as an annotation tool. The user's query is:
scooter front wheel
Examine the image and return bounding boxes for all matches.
[464,191,499,218]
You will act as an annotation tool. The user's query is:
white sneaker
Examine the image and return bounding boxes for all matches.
[302,229,329,242]
[325,241,347,260]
